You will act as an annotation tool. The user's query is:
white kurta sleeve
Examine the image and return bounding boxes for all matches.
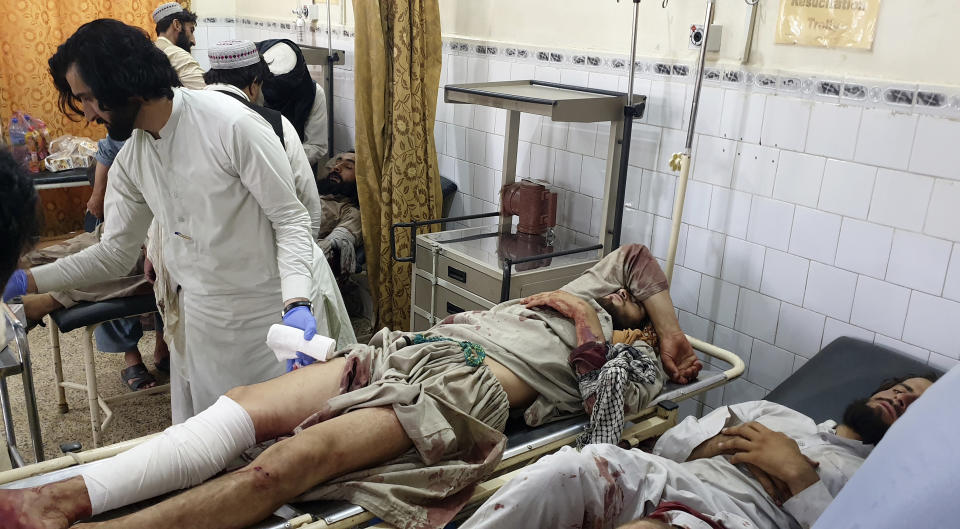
[228,113,314,301]
[783,480,833,529]
[652,401,777,462]
[31,160,153,293]
[282,116,324,239]
[301,83,328,165]
[169,49,206,90]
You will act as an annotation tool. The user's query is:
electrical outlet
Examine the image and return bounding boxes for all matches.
[689,24,722,51]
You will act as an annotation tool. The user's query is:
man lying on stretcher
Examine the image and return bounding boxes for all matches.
[2,244,702,529]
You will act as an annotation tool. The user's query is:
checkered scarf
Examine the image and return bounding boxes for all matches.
[575,342,661,448]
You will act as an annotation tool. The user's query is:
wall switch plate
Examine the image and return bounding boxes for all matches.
[690,24,722,51]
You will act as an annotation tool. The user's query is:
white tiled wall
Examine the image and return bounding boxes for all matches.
[215,15,960,416]
[432,39,960,418]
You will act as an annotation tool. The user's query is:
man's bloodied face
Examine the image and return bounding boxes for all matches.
[596,288,647,330]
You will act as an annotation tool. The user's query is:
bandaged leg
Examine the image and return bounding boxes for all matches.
[81,395,255,515]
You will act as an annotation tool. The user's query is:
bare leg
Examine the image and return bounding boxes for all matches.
[153,326,168,365]
[0,357,350,528]
[82,406,412,529]
[642,290,702,383]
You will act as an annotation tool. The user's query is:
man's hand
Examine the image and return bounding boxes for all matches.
[144,257,157,284]
[86,192,104,221]
[719,422,821,499]
[282,305,317,341]
[522,290,591,320]
[688,431,791,505]
[523,290,605,346]
[687,433,739,461]
[659,331,701,384]
[742,463,792,507]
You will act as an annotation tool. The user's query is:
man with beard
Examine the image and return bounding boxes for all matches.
[153,2,205,90]
[315,152,362,275]
[462,373,938,529]
[3,19,354,422]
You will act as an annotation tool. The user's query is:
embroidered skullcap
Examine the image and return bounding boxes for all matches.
[152,2,184,23]
[208,40,261,69]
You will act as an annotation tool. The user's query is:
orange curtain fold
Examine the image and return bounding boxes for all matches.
[0,1,184,236]
[0,0,168,139]
[355,0,443,331]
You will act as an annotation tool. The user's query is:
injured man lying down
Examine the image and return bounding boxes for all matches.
[463,374,936,529]
[3,244,703,529]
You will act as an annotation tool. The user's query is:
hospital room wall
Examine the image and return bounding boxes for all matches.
[440,0,960,87]
[430,2,960,419]
[211,1,960,419]
[189,1,359,153]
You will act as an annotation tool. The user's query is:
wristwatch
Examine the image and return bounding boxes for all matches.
[282,300,313,316]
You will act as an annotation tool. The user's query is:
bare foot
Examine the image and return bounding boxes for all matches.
[0,477,92,529]
[0,488,72,529]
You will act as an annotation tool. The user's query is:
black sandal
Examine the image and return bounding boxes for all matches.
[121,363,157,391]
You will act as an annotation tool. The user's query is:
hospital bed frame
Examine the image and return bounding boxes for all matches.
[0,335,744,528]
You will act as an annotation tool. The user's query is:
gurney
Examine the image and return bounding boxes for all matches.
[0,334,743,528]
[3,335,940,529]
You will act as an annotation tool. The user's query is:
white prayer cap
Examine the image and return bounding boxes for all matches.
[208,40,261,70]
[152,2,184,23]
[262,42,298,75]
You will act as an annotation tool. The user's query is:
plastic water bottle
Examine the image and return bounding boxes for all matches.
[8,117,29,168]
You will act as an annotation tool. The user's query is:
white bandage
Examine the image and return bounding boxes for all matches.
[82,395,256,515]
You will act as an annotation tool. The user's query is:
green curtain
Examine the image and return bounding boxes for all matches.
[354,0,443,331]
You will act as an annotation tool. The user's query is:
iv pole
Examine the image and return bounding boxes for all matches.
[663,0,716,284]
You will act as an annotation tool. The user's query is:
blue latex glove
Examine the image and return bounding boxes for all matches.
[285,352,315,372]
[282,305,317,340]
[282,306,318,371]
[3,270,28,302]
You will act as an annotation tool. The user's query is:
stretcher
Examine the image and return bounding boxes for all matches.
[0,334,744,528]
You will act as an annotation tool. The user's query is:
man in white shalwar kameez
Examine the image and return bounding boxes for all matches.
[462,375,936,529]
[17,18,354,422]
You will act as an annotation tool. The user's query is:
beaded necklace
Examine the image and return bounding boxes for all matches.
[411,334,486,367]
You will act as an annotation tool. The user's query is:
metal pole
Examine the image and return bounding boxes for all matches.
[684,0,714,151]
[325,0,336,156]
[665,0,714,283]
[626,0,641,106]
[612,0,643,249]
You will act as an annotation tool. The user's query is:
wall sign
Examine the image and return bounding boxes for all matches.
[776,0,882,49]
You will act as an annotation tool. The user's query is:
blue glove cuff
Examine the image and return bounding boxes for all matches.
[3,270,28,302]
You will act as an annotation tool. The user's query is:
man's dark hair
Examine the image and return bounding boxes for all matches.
[156,9,198,34]
[871,373,940,394]
[49,19,181,120]
[0,150,39,281]
[203,58,271,91]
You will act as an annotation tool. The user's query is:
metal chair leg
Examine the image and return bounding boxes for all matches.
[47,317,68,414]
[81,325,101,447]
